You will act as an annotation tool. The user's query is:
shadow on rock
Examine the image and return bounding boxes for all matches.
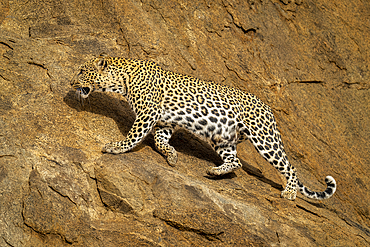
[63,90,223,165]
[240,159,284,191]
[64,90,135,134]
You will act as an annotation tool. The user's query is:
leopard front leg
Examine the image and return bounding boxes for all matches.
[207,144,242,176]
[153,124,178,166]
[102,108,160,154]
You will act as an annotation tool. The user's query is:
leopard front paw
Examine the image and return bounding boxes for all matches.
[102,142,124,154]
[166,151,178,167]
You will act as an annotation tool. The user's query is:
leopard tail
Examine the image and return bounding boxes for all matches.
[298,176,336,200]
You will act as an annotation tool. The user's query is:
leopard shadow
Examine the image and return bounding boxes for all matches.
[63,90,220,164]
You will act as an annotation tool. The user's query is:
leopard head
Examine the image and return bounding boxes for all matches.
[70,54,112,99]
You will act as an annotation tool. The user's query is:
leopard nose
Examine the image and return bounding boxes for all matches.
[81,87,90,95]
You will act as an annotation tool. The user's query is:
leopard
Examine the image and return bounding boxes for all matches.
[70,54,336,200]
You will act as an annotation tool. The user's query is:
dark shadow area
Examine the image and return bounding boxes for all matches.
[170,129,223,165]
[64,90,135,134]
[240,159,284,191]
[64,90,222,164]
[204,172,238,180]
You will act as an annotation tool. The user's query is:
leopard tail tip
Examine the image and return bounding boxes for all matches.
[324,175,337,197]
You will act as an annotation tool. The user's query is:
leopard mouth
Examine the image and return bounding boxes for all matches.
[76,87,91,99]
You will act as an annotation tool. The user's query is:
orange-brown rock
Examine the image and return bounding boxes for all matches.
[0,0,369,246]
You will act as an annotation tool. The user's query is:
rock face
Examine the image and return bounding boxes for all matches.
[0,0,369,246]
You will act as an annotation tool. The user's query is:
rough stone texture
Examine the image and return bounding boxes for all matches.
[0,0,369,246]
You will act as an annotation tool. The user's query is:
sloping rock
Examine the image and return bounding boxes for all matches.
[0,0,369,246]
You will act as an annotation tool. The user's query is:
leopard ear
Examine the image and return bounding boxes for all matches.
[95,55,108,73]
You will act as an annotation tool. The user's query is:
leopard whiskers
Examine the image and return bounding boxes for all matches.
[75,89,86,107]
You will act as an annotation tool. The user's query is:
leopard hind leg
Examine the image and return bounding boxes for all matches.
[241,116,299,200]
[243,117,336,200]
[206,143,242,176]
